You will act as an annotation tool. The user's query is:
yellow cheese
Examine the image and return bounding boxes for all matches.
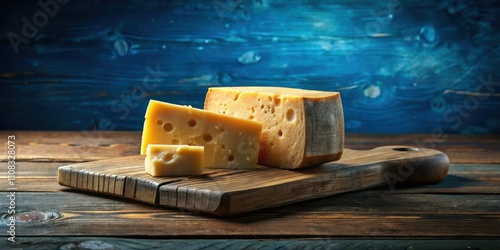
[204,87,344,169]
[141,100,262,169]
[145,144,204,176]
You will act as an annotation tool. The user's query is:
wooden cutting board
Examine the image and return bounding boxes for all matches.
[58,146,449,215]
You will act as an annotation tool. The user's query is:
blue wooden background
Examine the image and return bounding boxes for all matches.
[1,0,499,134]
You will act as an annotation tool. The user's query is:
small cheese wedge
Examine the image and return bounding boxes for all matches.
[204,87,344,169]
[145,144,204,177]
[141,100,262,169]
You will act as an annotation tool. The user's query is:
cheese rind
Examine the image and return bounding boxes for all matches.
[141,100,262,169]
[204,87,344,169]
[145,144,204,177]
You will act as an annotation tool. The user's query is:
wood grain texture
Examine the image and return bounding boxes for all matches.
[1,191,499,237]
[0,131,140,162]
[2,131,498,163]
[58,146,449,215]
[0,131,498,243]
[346,133,500,164]
[3,161,500,194]
[0,0,499,134]
[4,238,500,250]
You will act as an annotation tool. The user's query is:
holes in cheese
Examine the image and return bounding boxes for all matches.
[163,122,174,132]
[141,100,262,169]
[204,87,344,169]
[187,119,197,127]
[202,133,213,142]
[145,144,204,177]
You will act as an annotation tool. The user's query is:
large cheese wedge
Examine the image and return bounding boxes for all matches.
[145,144,204,177]
[204,87,344,169]
[141,100,262,169]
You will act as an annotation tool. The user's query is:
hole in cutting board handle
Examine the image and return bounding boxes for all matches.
[392,147,420,151]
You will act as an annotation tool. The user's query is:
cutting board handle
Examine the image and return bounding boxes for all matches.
[341,146,450,188]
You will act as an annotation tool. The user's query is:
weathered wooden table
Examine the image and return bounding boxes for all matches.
[1,131,499,249]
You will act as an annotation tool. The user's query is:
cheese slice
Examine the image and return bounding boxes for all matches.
[204,87,344,169]
[141,100,262,169]
[145,144,204,177]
